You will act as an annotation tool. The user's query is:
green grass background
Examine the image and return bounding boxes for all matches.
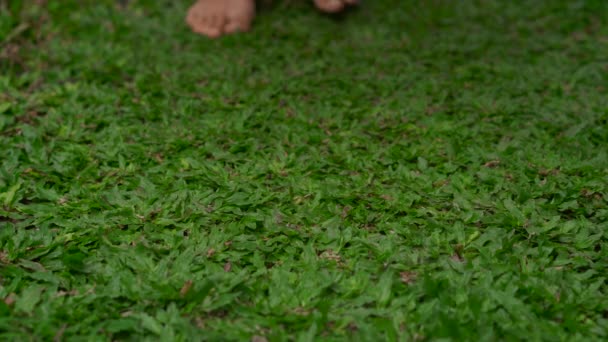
[1,0,607,340]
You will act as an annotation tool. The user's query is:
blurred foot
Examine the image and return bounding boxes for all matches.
[186,0,255,38]
[313,0,358,13]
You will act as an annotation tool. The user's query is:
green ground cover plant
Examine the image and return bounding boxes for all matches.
[1,0,607,340]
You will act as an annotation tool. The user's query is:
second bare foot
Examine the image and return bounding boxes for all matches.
[186,0,255,38]
[313,0,358,14]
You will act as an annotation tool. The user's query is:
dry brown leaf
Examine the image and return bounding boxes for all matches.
[483,160,500,168]
[4,293,17,306]
[180,280,193,297]
[400,271,417,285]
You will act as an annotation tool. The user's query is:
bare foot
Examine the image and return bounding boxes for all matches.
[186,0,255,38]
[313,0,358,13]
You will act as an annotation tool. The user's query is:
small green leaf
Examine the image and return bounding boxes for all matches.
[105,318,139,334]
[140,313,163,335]
[0,181,22,207]
[377,271,393,307]
[0,102,11,114]
[14,285,44,314]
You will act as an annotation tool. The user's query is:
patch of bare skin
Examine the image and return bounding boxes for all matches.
[313,0,358,13]
[186,0,255,38]
[186,0,358,38]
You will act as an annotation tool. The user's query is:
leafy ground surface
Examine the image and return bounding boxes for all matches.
[1,0,608,340]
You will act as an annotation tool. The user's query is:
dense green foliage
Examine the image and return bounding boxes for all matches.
[1,0,607,340]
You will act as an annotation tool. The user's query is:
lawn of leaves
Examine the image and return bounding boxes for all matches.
[1,0,607,340]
